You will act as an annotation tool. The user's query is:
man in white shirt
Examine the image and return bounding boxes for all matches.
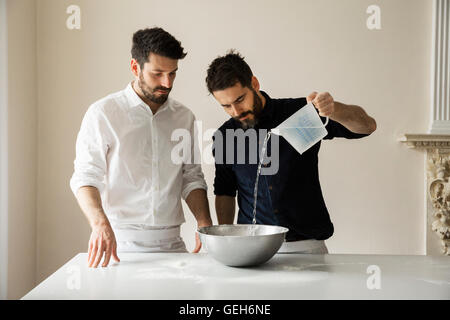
[70,27,212,268]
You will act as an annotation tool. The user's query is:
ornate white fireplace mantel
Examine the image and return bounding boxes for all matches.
[400,134,450,255]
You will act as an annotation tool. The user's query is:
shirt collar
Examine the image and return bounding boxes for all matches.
[124,82,173,112]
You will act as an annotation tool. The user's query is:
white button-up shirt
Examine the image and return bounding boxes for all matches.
[70,83,207,228]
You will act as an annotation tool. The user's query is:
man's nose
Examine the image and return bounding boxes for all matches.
[231,105,243,118]
[161,74,172,88]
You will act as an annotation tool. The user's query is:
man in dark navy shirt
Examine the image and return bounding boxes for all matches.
[206,51,376,253]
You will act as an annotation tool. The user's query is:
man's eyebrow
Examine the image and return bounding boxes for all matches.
[222,94,245,107]
[151,67,178,73]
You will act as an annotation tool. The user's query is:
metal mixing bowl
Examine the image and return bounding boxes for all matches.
[198,224,289,267]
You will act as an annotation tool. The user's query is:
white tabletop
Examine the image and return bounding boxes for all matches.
[22,253,450,300]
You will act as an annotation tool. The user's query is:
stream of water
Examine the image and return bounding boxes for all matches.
[252,131,272,226]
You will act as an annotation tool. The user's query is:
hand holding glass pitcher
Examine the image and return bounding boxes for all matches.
[307,91,336,118]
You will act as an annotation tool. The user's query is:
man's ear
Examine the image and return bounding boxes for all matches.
[251,76,260,91]
[131,59,140,77]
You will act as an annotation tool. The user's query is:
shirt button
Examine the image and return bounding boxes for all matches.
[268,185,273,190]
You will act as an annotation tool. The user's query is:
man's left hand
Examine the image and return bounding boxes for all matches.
[192,221,212,253]
[192,231,202,253]
[307,91,335,117]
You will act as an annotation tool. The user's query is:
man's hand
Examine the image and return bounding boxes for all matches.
[192,221,212,253]
[307,91,335,117]
[87,222,120,268]
[75,186,120,268]
[193,231,202,253]
[307,91,377,134]
[185,189,213,254]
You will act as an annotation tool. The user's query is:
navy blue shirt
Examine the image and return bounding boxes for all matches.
[212,91,370,241]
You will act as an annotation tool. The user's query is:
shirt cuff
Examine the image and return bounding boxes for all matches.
[181,181,208,201]
[69,175,105,196]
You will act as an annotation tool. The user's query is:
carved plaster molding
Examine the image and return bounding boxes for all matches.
[399,134,450,151]
[427,152,450,255]
[400,134,450,255]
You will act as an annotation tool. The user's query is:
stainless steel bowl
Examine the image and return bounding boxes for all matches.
[198,224,289,267]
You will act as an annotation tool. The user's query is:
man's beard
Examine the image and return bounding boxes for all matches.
[234,89,263,129]
[138,72,171,105]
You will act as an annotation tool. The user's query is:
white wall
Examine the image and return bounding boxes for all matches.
[18,0,431,288]
[0,0,9,301]
[5,0,38,299]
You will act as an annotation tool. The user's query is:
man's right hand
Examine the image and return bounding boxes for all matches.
[87,223,120,268]
[75,186,120,268]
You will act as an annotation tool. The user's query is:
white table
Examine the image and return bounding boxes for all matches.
[22,253,450,300]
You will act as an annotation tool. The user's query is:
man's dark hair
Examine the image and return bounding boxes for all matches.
[206,50,253,94]
[131,27,187,68]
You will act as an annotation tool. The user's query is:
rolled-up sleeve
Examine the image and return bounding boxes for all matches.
[181,116,207,200]
[69,105,110,196]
